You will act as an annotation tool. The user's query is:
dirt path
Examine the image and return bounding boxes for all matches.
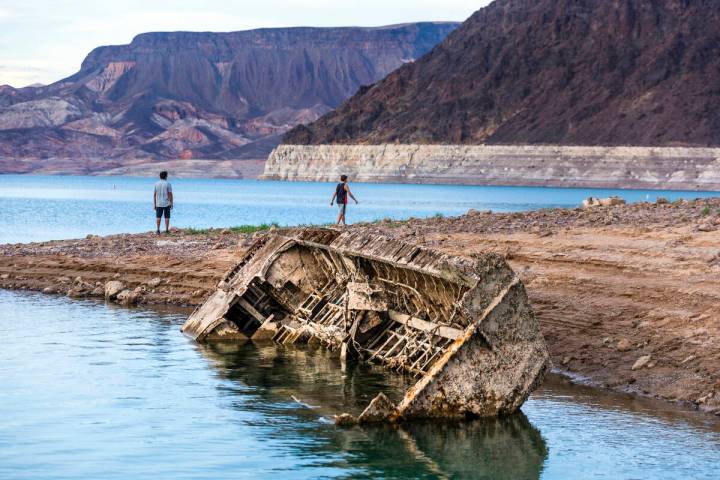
[2,199,719,415]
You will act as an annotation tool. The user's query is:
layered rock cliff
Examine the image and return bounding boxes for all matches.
[262,144,720,190]
[0,23,457,173]
[285,0,720,147]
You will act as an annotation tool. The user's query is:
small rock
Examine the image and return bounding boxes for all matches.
[58,276,71,283]
[697,224,715,232]
[67,287,87,298]
[221,229,231,235]
[358,393,399,423]
[104,280,125,300]
[192,289,204,297]
[91,286,104,296]
[74,276,82,284]
[335,413,358,427]
[617,338,633,352]
[0,273,9,280]
[680,354,696,365]
[655,197,669,205]
[146,277,163,288]
[116,289,139,306]
[113,273,121,279]
[583,196,626,209]
[42,287,55,294]
[697,392,715,405]
[632,355,652,371]
[562,355,572,365]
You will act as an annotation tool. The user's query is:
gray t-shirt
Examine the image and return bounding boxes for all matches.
[154,180,173,208]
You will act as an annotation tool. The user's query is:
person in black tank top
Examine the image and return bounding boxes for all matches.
[330,174,358,226]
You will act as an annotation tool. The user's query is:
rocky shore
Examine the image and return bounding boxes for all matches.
[1,198,719,415]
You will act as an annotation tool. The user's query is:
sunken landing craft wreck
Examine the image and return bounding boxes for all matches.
[182,229,550,422]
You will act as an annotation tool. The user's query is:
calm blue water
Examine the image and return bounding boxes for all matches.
[1,290,719,479]
[0,175,718,244]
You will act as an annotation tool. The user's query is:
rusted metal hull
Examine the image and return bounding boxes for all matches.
[182,228,550,421]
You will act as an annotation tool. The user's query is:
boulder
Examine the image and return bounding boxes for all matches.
[583,196,626,208]
[116,289,139,306]
[358,393,399,423]
[104,280,125,299]
[91,286,105,296]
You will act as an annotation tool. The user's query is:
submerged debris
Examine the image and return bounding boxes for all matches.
[182,228,550,421]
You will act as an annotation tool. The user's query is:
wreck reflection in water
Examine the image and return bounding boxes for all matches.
[3,290,719,480]
[200,341,548,479]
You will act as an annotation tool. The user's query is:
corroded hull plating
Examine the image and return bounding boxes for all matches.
[182,229,550,421]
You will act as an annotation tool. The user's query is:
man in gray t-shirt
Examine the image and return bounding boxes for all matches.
[153,171,174,235]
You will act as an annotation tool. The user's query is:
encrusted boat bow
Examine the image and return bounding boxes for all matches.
[182,228,550,421]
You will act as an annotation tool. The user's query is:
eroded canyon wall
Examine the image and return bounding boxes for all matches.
[262,145,720,190]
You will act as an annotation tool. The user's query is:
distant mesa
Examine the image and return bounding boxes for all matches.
[0,23,458,175]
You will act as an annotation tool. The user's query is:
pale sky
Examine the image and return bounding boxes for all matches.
[0,0,491,87]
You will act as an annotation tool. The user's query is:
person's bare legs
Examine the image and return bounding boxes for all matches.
[165,217,170,233]
[155,217,161,234]
[336,205,347,226]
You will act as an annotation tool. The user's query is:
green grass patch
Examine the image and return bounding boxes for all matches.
[701,206,711,216]
[183,223,280,235]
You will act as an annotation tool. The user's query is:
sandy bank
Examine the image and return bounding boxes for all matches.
[1,199,719,415]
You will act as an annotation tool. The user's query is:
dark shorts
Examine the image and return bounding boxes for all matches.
[156,206,171,219]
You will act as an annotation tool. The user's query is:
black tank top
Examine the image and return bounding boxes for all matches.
[336,183,347,204]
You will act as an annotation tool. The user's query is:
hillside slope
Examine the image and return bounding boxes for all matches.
[0,23,457,172]
[285,0,720,147]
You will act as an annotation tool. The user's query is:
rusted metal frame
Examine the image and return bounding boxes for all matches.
[309,248,334,278]
[378,326,411,361]
[367,327,399,362]
[237,297,267,324]
[296,236,478,289]
[365,320,395,351]
[387,310,462,341]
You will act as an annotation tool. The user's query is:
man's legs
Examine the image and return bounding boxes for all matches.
[155,209,161,234]
[163,207,171,233]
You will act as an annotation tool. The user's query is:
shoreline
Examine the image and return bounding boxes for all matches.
[2,199,719,416]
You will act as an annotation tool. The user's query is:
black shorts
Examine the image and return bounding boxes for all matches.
[156,206,171,219]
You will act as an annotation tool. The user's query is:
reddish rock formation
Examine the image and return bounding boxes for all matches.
[284,0,720,147]
[0,23,457,172]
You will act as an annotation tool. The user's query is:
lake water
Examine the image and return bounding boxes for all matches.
[1,289,719,479]
[0,175,718,244]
